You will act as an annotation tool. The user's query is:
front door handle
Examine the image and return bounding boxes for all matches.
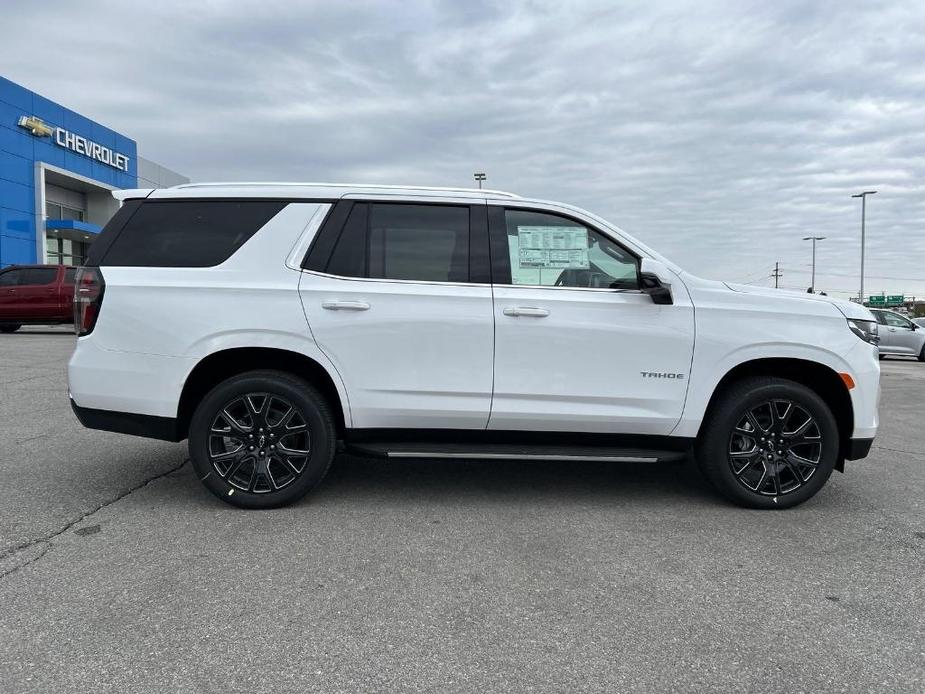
[503,306,550,318]
[322,300,370,311]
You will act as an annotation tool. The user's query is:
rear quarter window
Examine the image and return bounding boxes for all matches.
[99,200,287,267]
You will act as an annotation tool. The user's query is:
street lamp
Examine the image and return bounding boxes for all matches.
[802,236,826,293]
[851,191,876,303]
[473,172,486,189]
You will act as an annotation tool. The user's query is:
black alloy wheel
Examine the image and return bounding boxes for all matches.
[208,393,311,494]
[727,400,821,497]
[696,377,839,509]
[190,370,335,509]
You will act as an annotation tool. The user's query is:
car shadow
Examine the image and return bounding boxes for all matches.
[310,453,721,508]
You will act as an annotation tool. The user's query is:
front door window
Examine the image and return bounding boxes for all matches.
[496,209,639,289]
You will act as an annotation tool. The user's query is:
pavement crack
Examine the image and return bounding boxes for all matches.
[872,445,925,459]
[0,457,189,580]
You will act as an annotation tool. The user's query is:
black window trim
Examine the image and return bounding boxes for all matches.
[301,199,491,286]
[487,204,643,292]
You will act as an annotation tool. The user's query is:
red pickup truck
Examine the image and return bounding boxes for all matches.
[0,264,78,333]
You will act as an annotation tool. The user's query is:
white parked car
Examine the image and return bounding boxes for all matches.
[68,183,880,510]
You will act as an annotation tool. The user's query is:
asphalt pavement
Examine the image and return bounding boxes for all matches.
[0,328,923,693]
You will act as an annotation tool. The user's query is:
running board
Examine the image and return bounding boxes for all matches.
[344,442,687,463]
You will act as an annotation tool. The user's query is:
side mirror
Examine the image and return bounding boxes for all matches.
[639,258,673,305]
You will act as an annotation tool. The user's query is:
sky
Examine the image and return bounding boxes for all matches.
[2,0,923,298]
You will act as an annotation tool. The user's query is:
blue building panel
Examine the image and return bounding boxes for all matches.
[0,178,33,215]
[0,75,139,267]
[0,233,34,265]
[31,93,65,128]
[0,100,24,133]
[0,78,33,111]
[1,207,34,239]
[0,123,35,160]
[31,137,66,168]
[0,152,32,186]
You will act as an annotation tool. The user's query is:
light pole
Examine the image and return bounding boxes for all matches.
[473,172,486,189]
[802,235,825,293]
[851,191,876,303]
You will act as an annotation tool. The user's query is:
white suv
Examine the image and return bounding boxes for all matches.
[68,183,880,509]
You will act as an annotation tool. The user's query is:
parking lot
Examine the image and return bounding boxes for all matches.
[0,328,922,693]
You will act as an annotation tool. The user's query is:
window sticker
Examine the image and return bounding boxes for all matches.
[516,226,589,270]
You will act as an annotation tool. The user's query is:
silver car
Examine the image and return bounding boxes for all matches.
[913,317,925,329]
[870,309,925,361]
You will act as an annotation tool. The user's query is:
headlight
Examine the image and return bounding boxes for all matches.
[847,319,879,344]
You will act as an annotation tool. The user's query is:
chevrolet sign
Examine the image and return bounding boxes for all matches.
[17,115,54,137]
[17,115,131,172]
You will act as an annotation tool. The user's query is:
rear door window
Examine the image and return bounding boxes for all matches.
[368,204,469,282]
[100,200,287,267]
[19,268,57,286]
[322,203,472,283]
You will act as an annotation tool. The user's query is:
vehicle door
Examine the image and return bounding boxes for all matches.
[299,200,495,429]
[487,204,695,434]
[17,267,61,320]
[0,268,22,319]
[881,311,920,355]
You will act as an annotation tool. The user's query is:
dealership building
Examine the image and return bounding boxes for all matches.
[0,76,187,268]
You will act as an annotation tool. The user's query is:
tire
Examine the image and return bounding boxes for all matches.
[696,377,839,509]
[0,324,21,333]
[189,370,336,509]
[918,345,924,362]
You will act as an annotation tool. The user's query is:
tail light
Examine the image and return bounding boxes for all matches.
[73,267,105,336]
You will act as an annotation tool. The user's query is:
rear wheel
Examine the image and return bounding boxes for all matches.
[918,345,924,362]
[696,377,839,509]
[0,324,21,333]
[189,370,336,509]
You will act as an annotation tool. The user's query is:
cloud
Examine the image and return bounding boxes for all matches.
[3,0,923,296]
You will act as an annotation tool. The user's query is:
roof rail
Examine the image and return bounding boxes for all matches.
[169,181,520,198]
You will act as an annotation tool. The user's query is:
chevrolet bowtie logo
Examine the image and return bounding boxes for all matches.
[17,115,54,137]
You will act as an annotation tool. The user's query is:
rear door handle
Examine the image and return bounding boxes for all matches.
[322,300,370,311]
[503,306,549,317]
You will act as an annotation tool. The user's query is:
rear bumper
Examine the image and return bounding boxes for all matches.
[70,399,183,442]
[845,437,874,461]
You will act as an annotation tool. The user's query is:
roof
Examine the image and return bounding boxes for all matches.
[113,182,520,202]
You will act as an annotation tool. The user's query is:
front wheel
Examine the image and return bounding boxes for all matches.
[0,324,21,333]
[189,370,336,509]
[696,377,839,509]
